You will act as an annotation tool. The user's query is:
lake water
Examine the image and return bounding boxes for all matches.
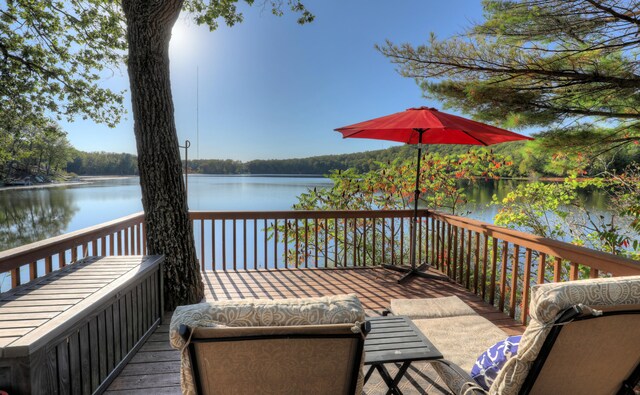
[0,175,611,252]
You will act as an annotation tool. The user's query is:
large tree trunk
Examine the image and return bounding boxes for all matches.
[122,0,204,311]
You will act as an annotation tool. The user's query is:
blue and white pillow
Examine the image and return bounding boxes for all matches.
[470,335,522,390]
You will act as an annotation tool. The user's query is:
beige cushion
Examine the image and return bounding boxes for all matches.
[390,296,476,319]
[492,275,640,395]
[169,294,366,395]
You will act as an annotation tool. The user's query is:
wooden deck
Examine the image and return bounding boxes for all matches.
[105,267,525,394]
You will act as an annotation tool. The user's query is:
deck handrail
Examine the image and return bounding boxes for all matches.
[428,211,640,276]
[0,212,145,289]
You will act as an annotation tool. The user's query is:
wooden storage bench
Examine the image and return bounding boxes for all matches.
[0,255,164,394]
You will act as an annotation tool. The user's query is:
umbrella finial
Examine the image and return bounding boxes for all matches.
[407,106,439,112]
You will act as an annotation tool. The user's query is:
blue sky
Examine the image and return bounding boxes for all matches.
[61,1,486,161]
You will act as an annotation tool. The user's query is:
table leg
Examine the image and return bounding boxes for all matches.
[364,365,376,384]
[376,364,403,395]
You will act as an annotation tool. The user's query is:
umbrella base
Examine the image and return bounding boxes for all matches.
[382,263,450,284]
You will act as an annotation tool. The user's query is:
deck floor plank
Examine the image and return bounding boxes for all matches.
[106,267,525,394]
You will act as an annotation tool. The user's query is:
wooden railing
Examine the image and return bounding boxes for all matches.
[0,213,145,291]
[190,210,427,271]
[426,211,640,323]
[191,210,640,323]
[2,209,639,325]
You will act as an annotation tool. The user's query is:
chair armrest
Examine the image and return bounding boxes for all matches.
[432,359,487,395]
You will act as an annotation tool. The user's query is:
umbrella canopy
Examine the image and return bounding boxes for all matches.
[334,106,533,281]
[335,106,533,145]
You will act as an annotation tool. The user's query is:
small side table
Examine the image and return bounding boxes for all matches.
[364,315,443,395]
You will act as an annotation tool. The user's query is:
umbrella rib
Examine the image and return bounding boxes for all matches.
[458,129,490,146]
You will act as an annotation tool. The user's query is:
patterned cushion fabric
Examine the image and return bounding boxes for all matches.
[491,275,640,395]
[471,335,521,390]
[169,294,366,395]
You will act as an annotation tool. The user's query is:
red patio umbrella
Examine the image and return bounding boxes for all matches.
[335,107,533,282]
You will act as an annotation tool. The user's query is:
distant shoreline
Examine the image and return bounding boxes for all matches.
[0,176,137,191]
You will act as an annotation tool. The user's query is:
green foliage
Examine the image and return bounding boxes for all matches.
[378,0,640,153]
[271,150,513,267]
[493,181,575,239]
[67,150,138,176]
[0,120,73,182]
[1,0,126,127]
[493,177,640,259]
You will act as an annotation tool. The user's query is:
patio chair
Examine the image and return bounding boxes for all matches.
[169,294,369,395]
[431,275,640,395]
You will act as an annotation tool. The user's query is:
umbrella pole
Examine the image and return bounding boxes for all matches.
[395,130,449,284]
[409,133,423,271]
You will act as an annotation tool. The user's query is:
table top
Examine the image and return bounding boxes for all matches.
[364,315,443,364]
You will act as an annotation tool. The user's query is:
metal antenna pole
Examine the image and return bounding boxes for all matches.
[196,66,199,160]
[179,140,191,197]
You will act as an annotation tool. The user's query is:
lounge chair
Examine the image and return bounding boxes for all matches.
[169,294,369,395]
[429,275,640,395]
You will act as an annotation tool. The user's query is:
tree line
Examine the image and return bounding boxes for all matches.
[3,131,637,184]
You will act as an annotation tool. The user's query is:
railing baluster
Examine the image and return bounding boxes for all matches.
[295,219,300,267]
[391,218,395,265]
[254,219,258,269]
[446,223,453,279]
[264,219,268,270]
[537,253,547,285]
[481,234,488,298]
[452,226,459,282]
[233,219,237,270]
[333,217,338,267]
[59,252,66,268]
[372,218,376,266]
[109,234,114,257]
[590,267,599,278]
[465,230,472,289]
[521,248,533,323]
[381,218,386,264]
[211,219,216,270]
[509,244,520,318]
[45,256,53,274]
[362,218,367,267]
[222,220,227,270]
[474,232,480,294]
[324,218,328,268]
[418,216,423,265]
[305,218,309,269]
[553,256,562,282]
[490,238,498,305]
[569,261,579,280]
[499,240,508,312]
[314,218,319,267]
[30,261,37,281]
[11,268,20,288]
[274,219,278,270]
[101,237,107,256]
[201,220,206,271]
[352,218,358,267]
[400,218,404,265]
[242,219,248,270]
[284,219,288,269]
[430,217,435,267]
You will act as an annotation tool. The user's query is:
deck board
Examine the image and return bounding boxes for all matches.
[106,267,525,394]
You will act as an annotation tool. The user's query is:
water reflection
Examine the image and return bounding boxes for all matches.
[0,188,79,251]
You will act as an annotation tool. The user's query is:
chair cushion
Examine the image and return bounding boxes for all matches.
[390,296,477,319]
[492,275,640,395]
[169,293,365,349]
[471,335,521,390]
